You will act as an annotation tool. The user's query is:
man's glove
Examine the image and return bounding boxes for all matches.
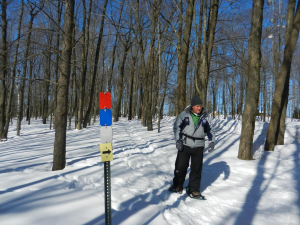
[208,142,215,152]
[176,140,184,152]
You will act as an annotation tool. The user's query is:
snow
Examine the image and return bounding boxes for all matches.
[0,117,300,225]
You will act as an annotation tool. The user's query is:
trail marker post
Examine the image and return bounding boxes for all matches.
[99,92,113,225]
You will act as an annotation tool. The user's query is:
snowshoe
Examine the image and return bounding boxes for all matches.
[168,184,183,194]
[185,187,205,200]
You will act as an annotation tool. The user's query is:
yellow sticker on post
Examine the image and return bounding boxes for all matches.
[100,143,113,162]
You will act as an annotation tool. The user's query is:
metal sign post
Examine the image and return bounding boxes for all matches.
[99,92,113,225]
[104,161,111,225]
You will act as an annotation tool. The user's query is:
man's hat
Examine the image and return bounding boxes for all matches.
[191,96,203,107]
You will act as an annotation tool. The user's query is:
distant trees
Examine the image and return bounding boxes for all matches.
[292,107,300,119]
[0,0,300,164]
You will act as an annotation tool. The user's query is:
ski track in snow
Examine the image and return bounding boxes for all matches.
[0,117,300,225]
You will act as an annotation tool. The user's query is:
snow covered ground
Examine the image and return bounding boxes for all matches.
[0,116,300,225]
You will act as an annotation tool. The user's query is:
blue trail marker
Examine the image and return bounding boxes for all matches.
[100,109,112,126]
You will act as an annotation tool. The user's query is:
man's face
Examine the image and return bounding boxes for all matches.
[192,104,202,114]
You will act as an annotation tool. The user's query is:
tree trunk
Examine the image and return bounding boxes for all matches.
[263,69,267,122]
[113,45,130,122]
[158,68,169,133]
[3,0,23,139]
[145,0,161,131]
[52,0,75,171]
[53,0,63,130]
[43,51,52,124]
[238,73,244,119]
[212,83,216,118]
[135,0,147,125]
[76,0,92,130]
[67,23,76,130]
[177,0,195,113]
[128,48,138,120]
[197,0,219,107]
[222,70,227,119]
[238,0,264,160]
[194,0,204,96]
[27,59,33,125]
[0,0,8,140]
[156,20,162,125]
[265,0,299,151]
[17,9,36,136]
[277,0,297,145]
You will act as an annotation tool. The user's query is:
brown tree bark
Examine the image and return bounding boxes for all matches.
[275,1,295,144]
[277,0,296,145]
[238,0,264,160]
[52,0,75,171]
[265,0,300,151]
[53,0,63,130]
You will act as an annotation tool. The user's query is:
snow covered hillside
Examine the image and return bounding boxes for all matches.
[0,117,300,225]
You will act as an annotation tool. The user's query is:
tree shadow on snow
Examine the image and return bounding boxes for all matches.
[293,126,300,216]
[252,122,269,155]
[84,138,240,225]
[236,151,284,224]
[201,161,230,192]
[231,123,300,225]
[84,183,188,225]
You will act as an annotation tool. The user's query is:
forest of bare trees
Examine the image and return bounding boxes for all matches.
[1,0,300,167]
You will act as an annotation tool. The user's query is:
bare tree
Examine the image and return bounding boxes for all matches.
[238,0,264,160]
[177,0,195,114]
[83,0,108,128]
[52,0,75,171]
[114,5,133,122]
[128,47,138,121]
[144,0,162,130]
[3,0,24,139]
[16,2,43,136]
[195,0,219,108]
[76,0,92,130]
[265,0,300,151]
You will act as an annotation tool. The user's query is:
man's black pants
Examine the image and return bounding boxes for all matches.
[173,145,204,192]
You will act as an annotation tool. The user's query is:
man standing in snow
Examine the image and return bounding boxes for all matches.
[169,96,215,199]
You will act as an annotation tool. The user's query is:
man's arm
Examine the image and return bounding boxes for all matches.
[173,113,184,142]
[206,116,215,142]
